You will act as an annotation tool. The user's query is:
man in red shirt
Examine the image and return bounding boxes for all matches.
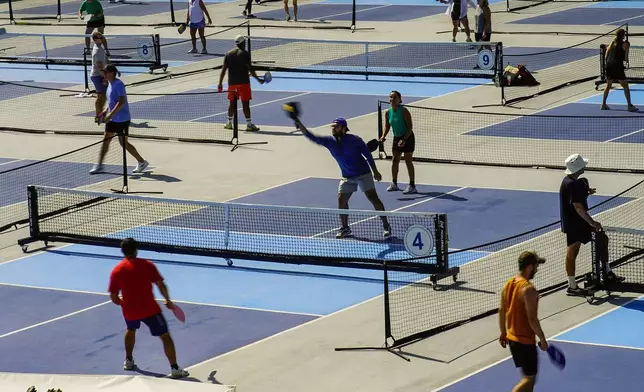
[108,238,189,378]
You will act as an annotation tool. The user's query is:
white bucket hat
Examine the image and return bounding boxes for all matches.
[564,153,589,175]
[234,35,246,44]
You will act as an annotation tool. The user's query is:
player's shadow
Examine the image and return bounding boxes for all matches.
[129,121,156,129]
[133,368,202,382]
[130,171,182,183]
[397,192,468,203]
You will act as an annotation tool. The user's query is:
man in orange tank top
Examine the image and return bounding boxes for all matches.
[499,251,548,392]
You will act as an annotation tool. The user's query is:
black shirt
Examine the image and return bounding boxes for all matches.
[560,176,590,233]
[224,48,251,85]
[606,42,626,66]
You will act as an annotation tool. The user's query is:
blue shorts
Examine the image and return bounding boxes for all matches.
[125,312,169,337]
[91,75,107,94]
[190,19,206,29]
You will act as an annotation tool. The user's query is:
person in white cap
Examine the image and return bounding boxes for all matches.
[559,154,623,296]
[218,35,264,132]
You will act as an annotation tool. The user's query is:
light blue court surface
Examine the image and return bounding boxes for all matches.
[439,296,644,391]
[586,0,644,8]
[0,178,625,376]
[325,0,505,4]
[580,89,644,106]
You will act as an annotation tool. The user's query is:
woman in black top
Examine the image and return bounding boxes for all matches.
[601,28,638,112]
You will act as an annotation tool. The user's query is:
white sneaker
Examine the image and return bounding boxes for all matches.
[246,123,260,131]
[89,164,104,174]
[123,358,136,371]
[188,48,198,54]
[171,367,190,379]
[133,160,149,174]
[403,185,417,194]
[383,224,392,238]
[224,123,233,130]
[387,183,399,192]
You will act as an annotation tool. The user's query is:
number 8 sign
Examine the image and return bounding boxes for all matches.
[137,40,154,60]
[404,225,435,258]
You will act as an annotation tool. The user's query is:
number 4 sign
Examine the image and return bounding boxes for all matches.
[404,225,435,257]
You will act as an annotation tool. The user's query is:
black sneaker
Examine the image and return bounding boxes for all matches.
[605,271,626,283]
[567,287,589,297]
[336,226,352,239]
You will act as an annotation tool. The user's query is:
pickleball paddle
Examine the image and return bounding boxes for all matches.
[547,344,566,370]
[171,303,186,323]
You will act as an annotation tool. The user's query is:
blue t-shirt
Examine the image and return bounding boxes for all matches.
[106,79,131,123]
[303,131,375,178]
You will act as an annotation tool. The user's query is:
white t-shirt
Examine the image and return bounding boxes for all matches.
[189,0,204,24]
[91,45,107,77]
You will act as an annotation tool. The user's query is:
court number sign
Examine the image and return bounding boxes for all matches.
[404,225,435,258]
[477,49,494,70]
[137,40,154,60]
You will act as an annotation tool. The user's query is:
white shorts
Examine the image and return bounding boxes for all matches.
[338,173,375,194]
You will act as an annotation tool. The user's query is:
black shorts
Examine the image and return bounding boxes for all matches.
[565,227,593,246]
[125,312,169,337]
[605,62,626,81]
[392,133,415,154]
[106,120,130,135]
[475,32,492,42]
[450,3,462,21]
[509,340,538,377]
[86,17,106,29]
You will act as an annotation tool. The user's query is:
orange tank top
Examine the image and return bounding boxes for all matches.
[503,276,536,345]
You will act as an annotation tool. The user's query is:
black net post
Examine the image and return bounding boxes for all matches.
[247,22,252,61]
[57,0,61,21]
[232,91,239,143]
[8,0,14,23]
[154,34,162,67]
[121,130,129,193]
[377,101,386,159]
[27,185,40,240]
[600,44,606,83]
[351,0,356,30]
[83,51,90,93]
[383,261,393,342]
[170,0,176,25]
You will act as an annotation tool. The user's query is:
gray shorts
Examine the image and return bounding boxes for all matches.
[338,173,375,194]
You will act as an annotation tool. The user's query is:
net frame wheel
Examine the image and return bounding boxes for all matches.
[452,274,458,283]
[586,295,596,304]
[21,245,28,253]
[227,259,233,267]
[163,66,168,73]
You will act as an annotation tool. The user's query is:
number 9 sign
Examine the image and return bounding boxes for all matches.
[404,225,435,258]
[477,49,494,70]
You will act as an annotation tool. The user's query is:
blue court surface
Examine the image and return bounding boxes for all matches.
[466,93,644,143]
[510,1,644,26]
[437,295,644,391]
[0,177,626,375]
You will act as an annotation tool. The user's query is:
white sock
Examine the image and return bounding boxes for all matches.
[568,276,577,289]
[246,118,252,125]
[227,117,232,125]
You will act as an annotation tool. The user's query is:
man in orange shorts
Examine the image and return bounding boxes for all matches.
[218,34,264,131]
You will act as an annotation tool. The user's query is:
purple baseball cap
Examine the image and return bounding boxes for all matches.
[333,117,347,127]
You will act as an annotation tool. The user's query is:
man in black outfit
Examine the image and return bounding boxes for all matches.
[559,154,623,296]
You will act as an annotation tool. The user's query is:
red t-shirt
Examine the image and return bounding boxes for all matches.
[108,257,163,321]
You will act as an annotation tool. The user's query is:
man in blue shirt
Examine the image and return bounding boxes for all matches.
[91,64,149,175]
[298,117,391,239]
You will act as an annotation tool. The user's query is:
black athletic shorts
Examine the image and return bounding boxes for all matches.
[392,132,415,154]
[451,2,462,21]
[86,17,106,29]
[565,226,593,246]
[605,61,626,81]
[509,340,538,377]
[106,120,130,136]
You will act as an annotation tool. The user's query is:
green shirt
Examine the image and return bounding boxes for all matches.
[80,0,104,21]
[387,106,408,138]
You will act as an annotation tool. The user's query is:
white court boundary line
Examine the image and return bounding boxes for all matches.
[0,300,112,340]
[550,338,644,353]
[0,282,321,317]
[431,293,644,391]
[188,92,312,122]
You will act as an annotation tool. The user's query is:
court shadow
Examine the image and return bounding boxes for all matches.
[244,129,299,137]
[208,370,223,384]
[431,280,496,295]
[133,368,167,378]
[397,192,468,202]
[129,121,156,129]
[246,16,331,25]
[130,172,182,183]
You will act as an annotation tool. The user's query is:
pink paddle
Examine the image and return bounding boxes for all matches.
[171,304,186,323]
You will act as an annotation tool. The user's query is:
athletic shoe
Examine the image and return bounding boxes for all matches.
[451,38,456,43]
[606,271,626,283]
[466,37,472,42]
[171,367,190,379]
[201,49,208,55]
[383,224,392,238]
[285,14,291,21]
[123,358,136,371]
[387,183,399,192]
[188,48,198,54]
[601,104,610,110]
[242,10,247,16]
[133,160,149,174]
[566,287,588,297]
[246,123,260,131]
[89,164,104,174]
[294,17,298,21]
[402,185,417,194]
[246,14,257,18]
[224,123,233,130]
[628,105,639,112]
[336,226,352,239]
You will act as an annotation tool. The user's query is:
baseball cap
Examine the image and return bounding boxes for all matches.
[332,117,347,127]
[234,35,246,44]
[518,251,546,270]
